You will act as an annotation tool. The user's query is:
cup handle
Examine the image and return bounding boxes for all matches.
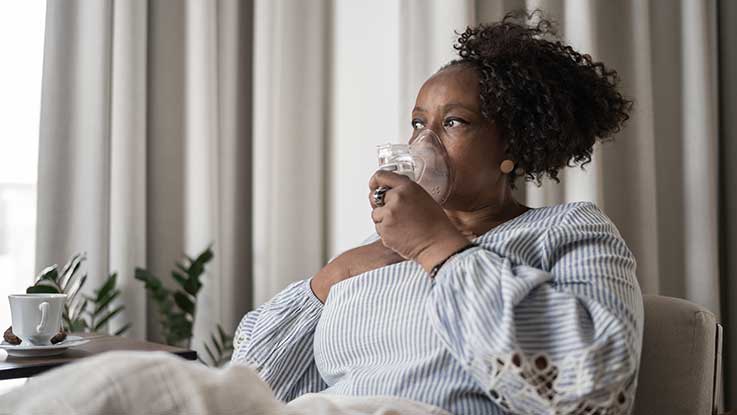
[36,302,50,333]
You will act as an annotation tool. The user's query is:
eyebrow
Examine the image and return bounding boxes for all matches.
[412,103,476,113]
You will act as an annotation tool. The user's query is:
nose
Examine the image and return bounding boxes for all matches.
[410,128,442,146]
[410,121,442,144]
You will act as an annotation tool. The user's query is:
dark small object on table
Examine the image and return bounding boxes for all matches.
[4,326,67,345]
[3,327,20,345]
[50,330,67,344]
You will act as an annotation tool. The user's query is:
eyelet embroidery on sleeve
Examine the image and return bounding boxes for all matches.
[485,351,634,415]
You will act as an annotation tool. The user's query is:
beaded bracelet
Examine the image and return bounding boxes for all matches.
[428,243,477,279]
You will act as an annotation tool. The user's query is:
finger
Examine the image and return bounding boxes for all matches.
[368,188,382,209]
[369,185,394,209]
[374,223,386,239]
[371,206,385,224]
[369,170,411,191]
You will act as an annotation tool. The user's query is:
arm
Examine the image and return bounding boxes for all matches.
[231,279,326,400]
[231,237,404,400]
[426,203,643,414]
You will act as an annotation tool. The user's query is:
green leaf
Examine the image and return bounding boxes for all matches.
[189,263,205,280]
[36,265,59,284]
[59,253,85,291]
[26,284,60,294]
[184,247,214,283]
[113,322,132,336]
[93,290,120,316]
[173,292,195,316]
[175,261,189,276]
[168,313,192,329]
[189,279,203,296]
[135,268,172,309]
[93,305,124,332]
[134,268,163,289]
[65,273,87,304]
[194,246,214,265]
[95,273,117,302]
[204,343,217,365]
[135,248,216,346]
[59,252,84,278]
[200,325,234,367]
[69,298,88,323]
[171,271,192,294]
[217,324,227,344]
[70,318,88,332]
[211,333,222,355]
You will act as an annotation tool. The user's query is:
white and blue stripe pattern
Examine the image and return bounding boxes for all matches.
[232,202,644,415]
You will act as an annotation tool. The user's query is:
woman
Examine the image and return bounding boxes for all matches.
[1,13,641,415]
[232,12,642,415]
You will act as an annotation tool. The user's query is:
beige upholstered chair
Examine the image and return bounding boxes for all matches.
[634,295,724,415]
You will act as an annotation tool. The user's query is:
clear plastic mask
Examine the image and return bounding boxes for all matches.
[376,129,453,204]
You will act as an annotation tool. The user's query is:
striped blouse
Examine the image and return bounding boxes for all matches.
[232,202,644,414]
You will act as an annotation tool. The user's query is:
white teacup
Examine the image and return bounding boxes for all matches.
[8,294,67,346]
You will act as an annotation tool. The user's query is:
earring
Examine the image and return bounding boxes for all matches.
[500,159,515,174]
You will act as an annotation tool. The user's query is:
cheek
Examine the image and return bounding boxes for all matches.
[447,142,500,191]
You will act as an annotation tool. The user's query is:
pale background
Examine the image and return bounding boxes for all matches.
[0,0,734,407]
[0,0,45,330]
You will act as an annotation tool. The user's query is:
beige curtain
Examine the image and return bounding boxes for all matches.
[251,0,330,305]
[36,0,253,353]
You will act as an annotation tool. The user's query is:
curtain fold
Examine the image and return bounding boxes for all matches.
[109,0,148,340]
[251,0,330,305]
[36,0,253,352]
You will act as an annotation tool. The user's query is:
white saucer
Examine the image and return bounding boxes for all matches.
[0,336,90,357]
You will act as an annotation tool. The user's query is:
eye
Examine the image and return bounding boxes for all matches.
[443,118,466,128]
[411,119,425,130]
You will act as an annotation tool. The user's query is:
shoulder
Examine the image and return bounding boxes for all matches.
[541,202,634,262]
[515,201,628,252]
[520,201,619,233]
[492,201,614,231]
[551,201,621,236]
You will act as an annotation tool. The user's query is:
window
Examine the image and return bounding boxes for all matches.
[0,0,46,332]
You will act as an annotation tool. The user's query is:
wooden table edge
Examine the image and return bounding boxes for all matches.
[0,335,198,380]
[0,350,197,380]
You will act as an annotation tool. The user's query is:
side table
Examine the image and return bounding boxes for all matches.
[0,333,197,380]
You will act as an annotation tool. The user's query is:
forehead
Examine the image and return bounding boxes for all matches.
[415,65,480,109]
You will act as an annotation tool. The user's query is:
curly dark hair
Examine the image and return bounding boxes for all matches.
[444,10,632,185]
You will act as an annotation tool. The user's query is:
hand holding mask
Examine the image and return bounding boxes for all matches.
[376,129,453,205]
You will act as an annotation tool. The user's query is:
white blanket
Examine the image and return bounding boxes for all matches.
[0,351,450,415]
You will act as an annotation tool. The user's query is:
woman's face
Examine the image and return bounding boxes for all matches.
[410,64,507,210]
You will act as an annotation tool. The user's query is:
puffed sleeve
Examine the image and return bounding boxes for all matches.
[231,279,327,401]
[427,203,644,414]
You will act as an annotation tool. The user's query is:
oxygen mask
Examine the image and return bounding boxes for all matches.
[376,129,453,204]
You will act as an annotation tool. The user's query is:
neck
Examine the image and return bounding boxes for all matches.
[443,189,528,237]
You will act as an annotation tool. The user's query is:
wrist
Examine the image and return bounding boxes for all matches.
[311,259,348,303]
[416,232,471,273]
[309,275,329,303]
